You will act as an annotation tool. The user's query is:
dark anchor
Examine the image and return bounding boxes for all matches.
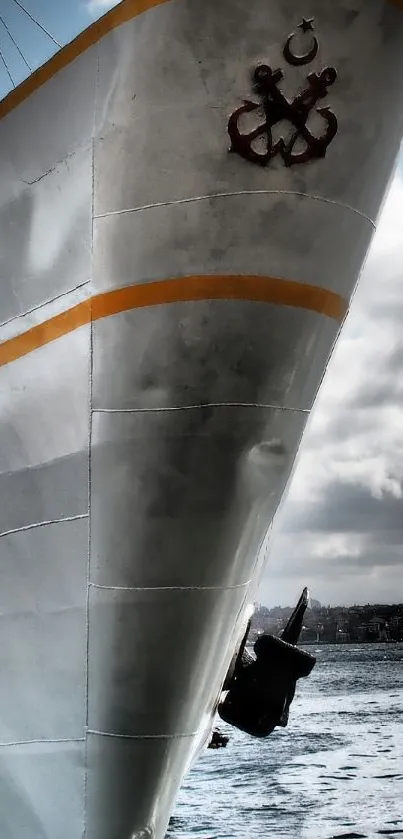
[208,728,229,749]
[228,63,338,168]
[283,17,318,66]
[218,588,315,738]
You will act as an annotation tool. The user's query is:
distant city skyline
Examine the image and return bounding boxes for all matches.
[258,598,403,610]
[251,601,403,643]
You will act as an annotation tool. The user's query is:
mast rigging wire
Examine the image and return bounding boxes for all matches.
[0,13,32,71]
[10,0,61,47]
[0,43,15,86]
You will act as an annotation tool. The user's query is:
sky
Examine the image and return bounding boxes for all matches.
[1,1,402,608]
[260,169,403,608]
[0,0,114,95]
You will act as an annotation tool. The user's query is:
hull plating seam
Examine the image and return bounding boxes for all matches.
[0,732,195,747]
[88,580,251,592]
[95,190,375,227]
[93,403,309,413]
[87,730,197,739]
[0,275,347,368]
[0,738,86,748]
[0,279,91,333]
[0,514,89,540]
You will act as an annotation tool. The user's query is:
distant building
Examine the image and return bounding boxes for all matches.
[251,602,403,644]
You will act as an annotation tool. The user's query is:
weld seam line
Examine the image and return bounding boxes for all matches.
[0,513,88,539]
[83,118,97,839]
[92,402,309,414]
[0,280,91,331]
[0,737,86,747]
[87,729,197,740]
[19,141,92,186]
[94,190,375,228]
[89,580,251,592]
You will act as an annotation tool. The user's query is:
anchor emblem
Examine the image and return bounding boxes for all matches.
[228,19,338,168]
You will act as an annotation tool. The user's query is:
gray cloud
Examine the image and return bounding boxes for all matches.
[283,481,403,536]
[259,168,403,607]
[85,0,117,12]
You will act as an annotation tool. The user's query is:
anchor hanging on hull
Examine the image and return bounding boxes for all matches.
[217,588,315,738]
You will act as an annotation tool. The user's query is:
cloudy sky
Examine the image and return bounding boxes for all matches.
[0,0,113,96]
[1,1,402,607]
[260,168,403,608]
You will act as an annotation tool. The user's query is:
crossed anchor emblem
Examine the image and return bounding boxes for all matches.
[228,18,338,168]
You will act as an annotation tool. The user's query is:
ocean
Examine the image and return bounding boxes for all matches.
[168,643,403,839]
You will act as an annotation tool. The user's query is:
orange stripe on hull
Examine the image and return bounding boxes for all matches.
[0,300,92,367]
[0,275,348,369]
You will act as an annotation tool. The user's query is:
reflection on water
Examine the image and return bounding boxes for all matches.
[168,644,403,839]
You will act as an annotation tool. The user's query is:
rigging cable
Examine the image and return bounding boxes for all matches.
[0,43,15,87]
[0,13,32,71]
[10,0,61,48]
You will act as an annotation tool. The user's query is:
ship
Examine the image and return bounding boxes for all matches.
[0,1,402,837]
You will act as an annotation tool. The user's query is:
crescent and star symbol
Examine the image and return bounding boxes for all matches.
[284,17,318,66]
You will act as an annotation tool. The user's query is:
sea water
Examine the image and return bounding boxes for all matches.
[168,643,403,839]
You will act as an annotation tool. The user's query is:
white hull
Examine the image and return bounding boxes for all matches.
[0,1,403,837]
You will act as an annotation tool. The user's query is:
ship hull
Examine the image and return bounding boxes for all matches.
[0,1,403,837]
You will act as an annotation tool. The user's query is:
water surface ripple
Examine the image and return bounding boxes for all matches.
[168,643,403,839]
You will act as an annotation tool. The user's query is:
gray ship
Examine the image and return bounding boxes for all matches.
[0,0,402,837]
